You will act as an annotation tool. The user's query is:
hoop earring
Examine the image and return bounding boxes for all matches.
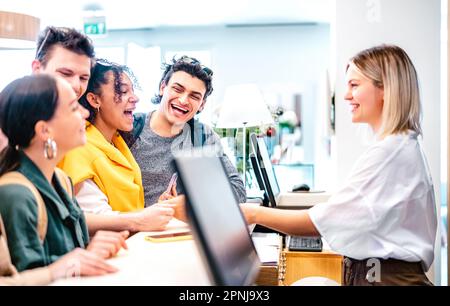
[44,138,57,160]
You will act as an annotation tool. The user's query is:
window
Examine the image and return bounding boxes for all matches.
[164,50,211,68]
[127,43,161,113]
[95,47,125,64]
[0,49,35,91]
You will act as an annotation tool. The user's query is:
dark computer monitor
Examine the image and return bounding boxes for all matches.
[250,133,280,207]
[173,155,261,286]
[249,152,270,206]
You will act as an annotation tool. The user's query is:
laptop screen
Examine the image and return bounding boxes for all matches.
[250,133,280,207]
[173,155,261,286]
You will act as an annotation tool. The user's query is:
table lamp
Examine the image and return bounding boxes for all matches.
[216,84,274,187]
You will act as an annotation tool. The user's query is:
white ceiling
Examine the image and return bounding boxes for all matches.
[0,0,333,30]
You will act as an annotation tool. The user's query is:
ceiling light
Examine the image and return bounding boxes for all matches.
[0,11,40,49]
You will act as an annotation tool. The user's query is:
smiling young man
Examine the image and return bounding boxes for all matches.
[0,27,94,152]
[32,26,94,100]
[129,56,246,206]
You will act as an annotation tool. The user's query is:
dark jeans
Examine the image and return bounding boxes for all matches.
[343,257,433,286]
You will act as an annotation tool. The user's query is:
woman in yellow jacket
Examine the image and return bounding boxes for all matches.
[60,60,179,233]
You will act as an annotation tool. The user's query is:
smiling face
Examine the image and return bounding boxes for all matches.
[47,78,89,156]
[32,45,91,99]
[344,63,384,132]
[90,71,139,133]
[159,71,206,126]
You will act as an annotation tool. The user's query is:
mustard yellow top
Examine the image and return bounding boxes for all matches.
[59,123,144,212]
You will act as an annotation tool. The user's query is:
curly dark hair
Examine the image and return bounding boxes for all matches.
[35,26,95,67]
[152,55,213,104]
[79,58,139,124]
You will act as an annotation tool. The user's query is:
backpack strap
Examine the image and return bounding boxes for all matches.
[0,172,47,242]
[123,112,147,148]
[188,118,205,147]
[54,168,73,199]
[188,119,195,146]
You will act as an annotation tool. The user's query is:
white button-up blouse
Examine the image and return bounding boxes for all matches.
[309,131,437,270]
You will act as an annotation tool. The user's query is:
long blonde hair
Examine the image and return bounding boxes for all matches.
[349,45,422,137]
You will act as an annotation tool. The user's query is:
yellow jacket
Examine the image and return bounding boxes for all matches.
[59,123,144,212]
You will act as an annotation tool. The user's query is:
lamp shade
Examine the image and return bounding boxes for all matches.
[216,84,274,128]
[0,11,40,49]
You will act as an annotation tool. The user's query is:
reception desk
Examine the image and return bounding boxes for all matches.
[277,191,331,208]
[52,220,211,286]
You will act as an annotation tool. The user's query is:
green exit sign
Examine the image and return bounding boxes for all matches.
[83,16,107,35]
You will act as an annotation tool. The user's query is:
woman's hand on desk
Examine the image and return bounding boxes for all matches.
[87,230,129,259]
[160,195,187,223]
[132,204,175,231]
[49,248,118,279]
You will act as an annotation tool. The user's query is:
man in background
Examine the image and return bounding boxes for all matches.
[0,26,94,152]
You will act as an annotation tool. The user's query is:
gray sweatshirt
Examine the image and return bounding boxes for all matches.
[130,112,246,206]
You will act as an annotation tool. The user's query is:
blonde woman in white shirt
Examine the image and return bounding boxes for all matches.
[241,45,437,286]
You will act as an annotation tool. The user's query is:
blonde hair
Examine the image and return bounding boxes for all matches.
[349,45,422,137]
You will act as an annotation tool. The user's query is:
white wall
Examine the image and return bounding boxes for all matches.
[92,25,330,163]
[333,0,441,284]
